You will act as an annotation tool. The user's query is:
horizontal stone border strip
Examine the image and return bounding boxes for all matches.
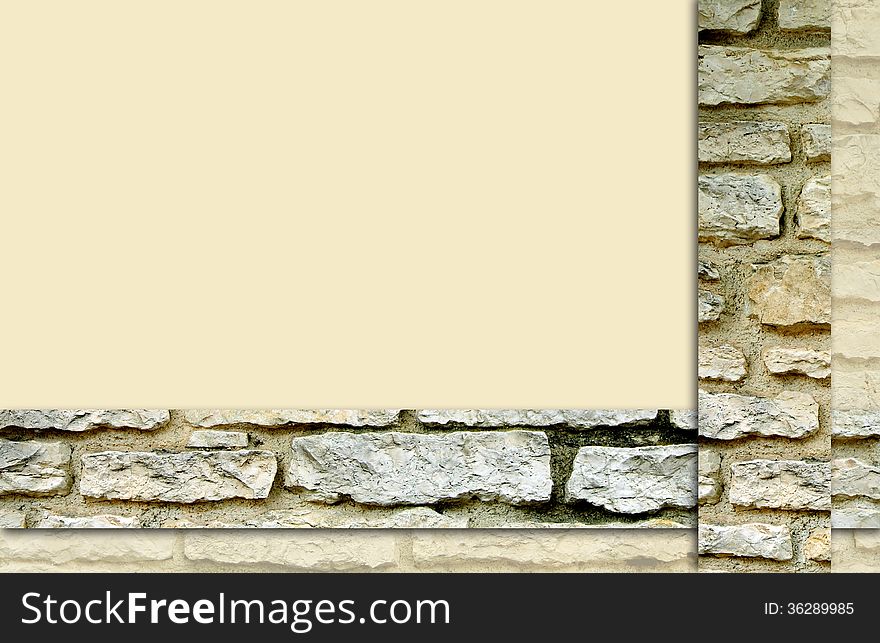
[0,409,695,529]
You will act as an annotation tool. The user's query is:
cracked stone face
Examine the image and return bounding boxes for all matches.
[564,444,697,513]
[729,460,830,511]
[746,255,831,327]
[698,121,791,165]
[79,450,278,503]
[285,430,552,506]
[698,46,831,106]
[698,174,783,245]
[0,439,71,496]
[0,410,170,432]
[416,409,658,428]
[699,523,793,561]
[698,389,819,440]
[184,409,402,428]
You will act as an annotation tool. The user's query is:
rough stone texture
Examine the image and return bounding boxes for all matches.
[698,0,761,34]
[0,512,26,528]
[699,289,725,323]
[0,440,71,496]
[699,450,722,504]
[164,507,467,529]
[698,174,783,244]
[795,175,831,242]
[803,527,831,562]
[699,344,747,381]
[832,501,880,528]
[746,255,831,326]
[833,79,880,126]
[762,347,830,379]
[729,460,831,510]
[183,531,399,571]
[187,430,248,449]
[416,409,658,429]
[0,408,699,533]
[184,409,401,428]
[34,514,141,529]
[699,523,793,561]
[832,457,880,500]
[699,259,721,281]
[670,410,697,431]
[700,0,831,573]
[564,445,697,513]
[698,389,819,440]
[698,46,831,106]
[801,124,831,161]
[80,450,277,503]
[0,409,169,432]
[285,430,552,506]
[778,0,831,31]
[833,410,880,439]
[698,121,791,164]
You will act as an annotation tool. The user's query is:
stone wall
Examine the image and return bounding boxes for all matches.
[698,0,832,572]
[830,0,880,533]
[0,409,695,529]
[0,528,696,573]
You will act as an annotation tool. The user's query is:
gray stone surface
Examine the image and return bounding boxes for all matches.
[0,512,26,528]
[0,410,169,432]
[164,507,468,529]
[698,121,791,164]
[80,450,277,503]
[699,345,747,381]
[698,174,783,244]
[796,175,831,242]
[832,410,880,438]
[698,46,831,106]
[801,124,830,162]
[699,290,725,323]
[0,440,71,496]
[778,0,830,31]
[699,260,721,281]
[698,389,819,440]
[285,431,552,506]
[35,514,141,528]
[416,409,658,429]
[670,410,697,431]
[833,500,880,529]
[762,347,830,379]
[729,459,830,510]
[187,430,248,449]
[699,523,793,561]
[698,0,762,33]
[699,450,722,505]
[564,444,697,514]
[185,409,401,428]
[832,458,880,500]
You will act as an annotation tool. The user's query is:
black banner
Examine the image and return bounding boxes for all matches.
[0,573,867,640]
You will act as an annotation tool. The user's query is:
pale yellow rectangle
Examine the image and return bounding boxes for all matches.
[0,0,693,409]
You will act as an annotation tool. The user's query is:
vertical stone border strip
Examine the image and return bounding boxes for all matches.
[698,0,831,573]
